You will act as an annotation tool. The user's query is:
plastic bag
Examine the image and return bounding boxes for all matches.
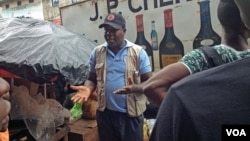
[11,85,64,141]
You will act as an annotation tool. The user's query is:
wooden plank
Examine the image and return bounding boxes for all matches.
[52,125,70,141]
[67,119,99,141]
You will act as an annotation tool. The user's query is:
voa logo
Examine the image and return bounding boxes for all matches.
[226,129,247,136]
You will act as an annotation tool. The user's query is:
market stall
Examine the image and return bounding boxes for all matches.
[0,17,97,141]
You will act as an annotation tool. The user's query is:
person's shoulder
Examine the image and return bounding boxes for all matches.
[126,39,142,49]
[182,47,204,59]
[95,43,106,49]
[126,40,144,54]
[186,44,228,56]
[213,44,237,55]
[213,44,230,49]
[132,44,143,49]
[94,44,107,52]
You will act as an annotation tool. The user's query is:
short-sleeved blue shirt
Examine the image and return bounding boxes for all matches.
[89,39,152,113]
[179,44,250,74]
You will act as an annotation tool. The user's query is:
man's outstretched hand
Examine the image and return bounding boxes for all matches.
[70,85,91,104]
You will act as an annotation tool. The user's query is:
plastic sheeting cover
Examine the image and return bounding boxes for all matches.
[11,85,65,141]
[0,17,97,85]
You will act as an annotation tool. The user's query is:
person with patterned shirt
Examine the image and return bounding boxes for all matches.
[114,0,250,107]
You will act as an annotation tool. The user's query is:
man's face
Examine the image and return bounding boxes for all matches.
[104,25,126,48]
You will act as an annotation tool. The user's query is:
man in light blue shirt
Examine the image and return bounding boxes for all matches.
[89,40,151,113]
[71,13,152,141]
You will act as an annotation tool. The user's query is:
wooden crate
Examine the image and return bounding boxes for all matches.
[66,119,99,141]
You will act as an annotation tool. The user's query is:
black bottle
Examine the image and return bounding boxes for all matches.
[135,14,154,71]
[193,0,221,49]
[159,9,184,68]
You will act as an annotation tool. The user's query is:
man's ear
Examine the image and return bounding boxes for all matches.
[123,28,127,33]
[234,0,250,29]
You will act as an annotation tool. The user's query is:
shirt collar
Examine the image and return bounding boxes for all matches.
[102,39,133,48]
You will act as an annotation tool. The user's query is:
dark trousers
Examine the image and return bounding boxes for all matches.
[96,109,144,141]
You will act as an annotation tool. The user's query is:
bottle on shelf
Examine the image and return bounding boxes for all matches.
[135,14,154,71]
[193,0,221,49]
[159,9,184,68]
[151,20,158,50]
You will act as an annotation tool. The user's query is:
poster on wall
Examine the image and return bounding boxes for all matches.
[60,0,221,71]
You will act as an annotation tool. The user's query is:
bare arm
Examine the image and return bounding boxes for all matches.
[140,71,153,82]
[143,62,190,106]
[114,62,190,106]
[113,71,152,94]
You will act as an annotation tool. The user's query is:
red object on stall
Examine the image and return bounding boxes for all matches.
[53,19,62,25]
[0,68,57,82]
[0,68,20,78]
